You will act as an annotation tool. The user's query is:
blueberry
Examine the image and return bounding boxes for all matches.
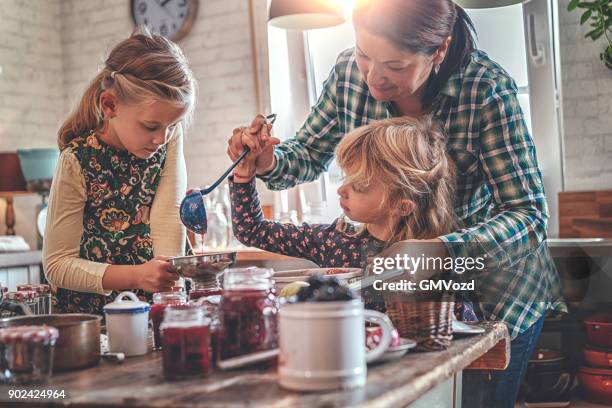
[307,274,326,289]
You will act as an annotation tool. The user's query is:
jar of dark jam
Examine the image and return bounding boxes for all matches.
[188,277,222,301]
[218,267,278,360]
[151,292,186,349]
[160,305,211,380]
[189,295,221,367]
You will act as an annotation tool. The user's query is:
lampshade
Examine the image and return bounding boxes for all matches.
[0,152,27,192]
[454,0,525,8]
[268,0,345,30]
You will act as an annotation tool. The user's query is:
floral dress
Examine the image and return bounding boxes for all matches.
[229,178,478,321]
[54,132,166,315]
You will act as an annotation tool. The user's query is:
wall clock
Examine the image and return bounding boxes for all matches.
[130,0,199,41]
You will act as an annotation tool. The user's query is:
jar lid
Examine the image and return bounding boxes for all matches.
[16,284,33,291]
[32,284,50,294]
[0,325,59,344]
[5,291,33,302]
[153,291,186,305]
[103,291,151,315]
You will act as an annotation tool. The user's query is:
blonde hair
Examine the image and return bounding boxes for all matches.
[335,116,458,242]
[58,27,196,150]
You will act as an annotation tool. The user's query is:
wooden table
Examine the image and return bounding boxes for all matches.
[0,322,509,408]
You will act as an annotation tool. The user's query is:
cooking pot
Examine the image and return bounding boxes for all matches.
[522,349,573,403]
[578,365,612,405]
[584,313,612,348]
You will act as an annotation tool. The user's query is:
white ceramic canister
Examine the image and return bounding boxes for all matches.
[278,299,393,391]
[103,291,151,356]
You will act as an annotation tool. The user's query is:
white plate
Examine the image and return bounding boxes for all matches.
[273,268,362,289]
[452,320,485,335]
[37,206,47,238]
[369,338,417,364]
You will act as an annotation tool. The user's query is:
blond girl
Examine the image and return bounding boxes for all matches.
[43,29,196,314]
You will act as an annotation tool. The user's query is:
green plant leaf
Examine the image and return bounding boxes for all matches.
[581,10,593,24]
[568,0,580,11]
[586,27,604,40]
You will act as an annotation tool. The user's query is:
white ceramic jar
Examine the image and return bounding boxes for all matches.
[103,291,150,356]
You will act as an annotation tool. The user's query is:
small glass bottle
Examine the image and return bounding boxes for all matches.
[218,267,278,360]
[160,305,211,380]
[150,292,186,349]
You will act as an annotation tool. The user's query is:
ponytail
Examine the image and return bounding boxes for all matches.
[423,4,476,106]
[58,71,108,150]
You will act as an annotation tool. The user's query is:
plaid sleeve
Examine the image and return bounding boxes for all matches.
[441,77,549,268]
[259,66,341,191]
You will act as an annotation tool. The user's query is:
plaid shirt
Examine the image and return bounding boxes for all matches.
[260,48,565,338]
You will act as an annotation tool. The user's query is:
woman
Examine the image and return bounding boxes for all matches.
[228,1,564,407]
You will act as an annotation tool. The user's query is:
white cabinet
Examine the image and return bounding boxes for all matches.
[0,250,42,291]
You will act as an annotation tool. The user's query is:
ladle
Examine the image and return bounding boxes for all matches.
[180,114,276,234]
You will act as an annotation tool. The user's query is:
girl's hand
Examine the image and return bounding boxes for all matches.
[134,255,179,293]
[227,115,280,176]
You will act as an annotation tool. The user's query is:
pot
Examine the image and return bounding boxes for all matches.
[584,345,612,369]
[0,314,101,371]
[522,349,573,403]
[578,365,612,405]
[584,313,612,348]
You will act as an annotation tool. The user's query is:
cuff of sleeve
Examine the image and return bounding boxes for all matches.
[439,229,509,268]
[91,263,112,296]
[439,232,470,259]
[256,149,283,183]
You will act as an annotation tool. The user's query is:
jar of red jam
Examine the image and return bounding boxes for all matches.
[160,305,211,381]
[189,295,221,367]
[0,325,59,384]
[151,292,186,349]
[188,276,222,301]
[218,267,278,360]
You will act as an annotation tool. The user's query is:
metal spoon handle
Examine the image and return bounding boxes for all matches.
[201,146,250,195]
[199,114,276,196]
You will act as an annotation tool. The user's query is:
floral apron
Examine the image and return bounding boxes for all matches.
[54,132,166,315]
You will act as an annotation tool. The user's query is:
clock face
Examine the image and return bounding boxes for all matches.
[131,0,198,41]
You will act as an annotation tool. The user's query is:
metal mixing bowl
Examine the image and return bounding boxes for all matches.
[169,251,237,281]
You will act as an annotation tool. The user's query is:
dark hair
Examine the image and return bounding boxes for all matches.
[353,0,476,107]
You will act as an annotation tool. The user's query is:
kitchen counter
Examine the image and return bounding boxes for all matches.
[0,322,509,408]
[546,238,612,258]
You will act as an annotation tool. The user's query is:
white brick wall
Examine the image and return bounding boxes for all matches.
[0,0,63,246]
[559,1,612,191]
[0,0,63,150]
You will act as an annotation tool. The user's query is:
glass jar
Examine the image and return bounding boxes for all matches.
[160,305,211,380]
[188,276,222,301]
[0,325,59,384]
[218,267,278,360]
[189,295,221,368]
[203,201,228,250]
[151,292,186,349]
[31,285,51,314]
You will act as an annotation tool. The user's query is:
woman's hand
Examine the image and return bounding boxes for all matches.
[133,255,179,293]
[227,115,280,177]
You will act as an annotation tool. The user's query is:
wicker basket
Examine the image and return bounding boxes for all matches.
[384,291,454,351]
